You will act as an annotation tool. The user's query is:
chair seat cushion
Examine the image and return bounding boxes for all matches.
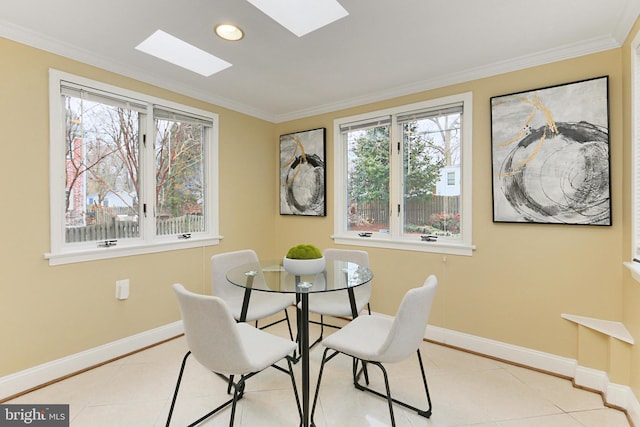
[235,323,298,374]
[226,292,294,322]
[321,314,393,361]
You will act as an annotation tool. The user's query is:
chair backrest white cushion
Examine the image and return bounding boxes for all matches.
[377,275,438,363]
[172,284,253,374]
[211,249,259,299]
[323,248,369,266]
[323,248,371,301]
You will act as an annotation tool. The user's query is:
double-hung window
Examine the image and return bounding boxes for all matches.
[333,93,474,256]
[47,70,220,265]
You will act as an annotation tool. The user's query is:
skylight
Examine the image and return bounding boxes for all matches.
[135,30,232,77]
[246,0,348,37]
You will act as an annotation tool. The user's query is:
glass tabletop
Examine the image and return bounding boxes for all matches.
[226,259,373,294]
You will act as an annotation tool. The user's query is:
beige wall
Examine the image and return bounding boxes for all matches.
[275,50,625,362]
[623,16,640,399]
[0,26,635,400]
[0,37,278,376]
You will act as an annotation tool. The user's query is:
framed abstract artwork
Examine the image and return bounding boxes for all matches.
[490,76,611,225]
[279,127,326,216]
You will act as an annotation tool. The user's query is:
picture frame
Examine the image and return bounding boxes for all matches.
[490,76,611,226]
[279,127,326,216]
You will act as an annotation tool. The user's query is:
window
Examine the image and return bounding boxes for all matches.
[447,171,456,186]
[333,93,474,256]
[47,70,220,265]
[630,35,640,281]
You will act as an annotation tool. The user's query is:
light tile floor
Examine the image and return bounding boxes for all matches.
[5,317,630,426]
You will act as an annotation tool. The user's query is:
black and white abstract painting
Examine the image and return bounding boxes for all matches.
[280,128,326,216]
[490,76,611,225]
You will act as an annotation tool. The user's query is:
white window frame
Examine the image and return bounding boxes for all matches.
[45,69,221,265]
[628,33,640,282]
[333,92,475,256]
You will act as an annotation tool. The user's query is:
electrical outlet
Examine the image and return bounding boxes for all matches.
[116,279,130,300]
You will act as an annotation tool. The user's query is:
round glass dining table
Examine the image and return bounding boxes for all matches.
[227,259,373,427]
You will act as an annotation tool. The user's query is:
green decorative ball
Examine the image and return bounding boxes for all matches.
[285,244,322,259]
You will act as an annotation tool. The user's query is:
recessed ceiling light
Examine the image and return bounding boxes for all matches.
[135,30,231,77]
[247,0,348,37]
[215,24,244,41]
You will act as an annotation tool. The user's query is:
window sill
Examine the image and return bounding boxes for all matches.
[44,236,223,266]
[624,261,640,284]
[332,234,475,256]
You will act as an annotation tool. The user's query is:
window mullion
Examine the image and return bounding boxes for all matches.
[389,116,402,237]
[141,108,155,243]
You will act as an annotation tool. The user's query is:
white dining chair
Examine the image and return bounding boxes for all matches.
[167,284,301,427]
[211,250,295,336]
[310,275,438,427]
[305,248,371,347]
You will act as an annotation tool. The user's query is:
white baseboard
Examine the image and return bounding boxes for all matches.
[575,365,609,391]
[0,321,183,401]
[607,382,635,408]
[426,324,578,376]
[626,387,640,426]
[1,319,638,426]
[425,324,639,425]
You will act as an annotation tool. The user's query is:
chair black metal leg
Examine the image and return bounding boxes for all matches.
[227,374,234,394]
[167,347,301,427]
[353,360,397,426]
[308,314,326,350]
[286,356,303,420]
[229,376,246,427]
[352,358,370,386]
[363,362,370,384]
[167,351,237,427]
[284,309,299,361]
[285,309,294,341]
[311,347,340,426]
[379,362,396,426]
[317,348,433,426]
[319,314,325,340]
[352,350,432,422]
[166,351,191,427]
[416,349,432,417]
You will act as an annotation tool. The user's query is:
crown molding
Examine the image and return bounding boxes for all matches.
[0,20,277,122]
[273,34,620,123]
[613,0,640,44]
[0,17,630,124]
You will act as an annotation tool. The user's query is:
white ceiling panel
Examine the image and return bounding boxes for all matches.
[0,0,638,122]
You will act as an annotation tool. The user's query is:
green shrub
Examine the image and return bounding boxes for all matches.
[428,212,460,234]
[286,244,322,259]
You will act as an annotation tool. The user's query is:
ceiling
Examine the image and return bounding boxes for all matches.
[1,0,639,123]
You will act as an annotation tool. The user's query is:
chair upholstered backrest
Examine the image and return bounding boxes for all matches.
[211,250,259,300]
[323,248,371,300]
[376,275,438,363]
[172,284,253,374]
[323,248,369,267]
